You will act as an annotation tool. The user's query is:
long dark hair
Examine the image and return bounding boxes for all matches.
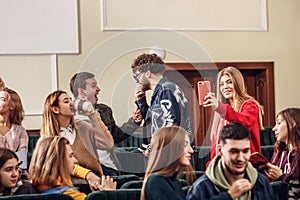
[140,126,194,200]
[0,147,19,195]
[272,108,300,163]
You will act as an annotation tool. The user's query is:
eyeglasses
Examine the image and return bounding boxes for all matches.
[133,71,144,81]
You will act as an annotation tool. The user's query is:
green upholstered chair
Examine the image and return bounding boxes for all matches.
[179,179,188,187]
[113,147,146,177]
[74,174,141,193]
[182,186,191,196]
[27,134,40,168]
[111,174,141,189]
[261,145,274,162]
[193,146,210,171]
[85,189,141,200]
[120,180,144,189]
[271,181,288,200]
[115,132,143,147]
[0,193,73,200]
[120,178,187,189]
[260,126,276,146]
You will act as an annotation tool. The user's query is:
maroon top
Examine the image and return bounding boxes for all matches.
[271,143,297,180]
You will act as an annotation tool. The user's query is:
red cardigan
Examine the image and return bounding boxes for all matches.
[210,99,261,160]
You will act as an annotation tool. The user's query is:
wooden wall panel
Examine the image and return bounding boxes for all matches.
[165,62,274,145]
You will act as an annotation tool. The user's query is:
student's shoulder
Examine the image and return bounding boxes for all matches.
[146,174,172,189]
[147,173,167,182]
[242,99,259,108]
[191,174,212,188]
[96,103,112,112]
[161,80,178,90]
[11,124,27,133]
[187,175,215,199]
[257,173,271,184]
[14,180,39,195]
[147,173,176,184]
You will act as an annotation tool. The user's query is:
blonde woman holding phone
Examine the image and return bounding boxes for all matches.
[203,66,263,161]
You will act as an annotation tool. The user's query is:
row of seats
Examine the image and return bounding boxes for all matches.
[0,181,288,200]
[27,128,276,174]
[115,127,276,174]
[0,189,141,200]
[27,126,275,152]
[16,127,276,200]
[114,126,276,147]
[114,145,274,175]
[4,148,280,198]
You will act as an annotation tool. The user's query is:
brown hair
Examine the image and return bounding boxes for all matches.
[0,147,18,169]
[29,136,73,188]
[40,90,74,137]
[2,88,24,125]
[69,72,95,98]
[140,126,194,200]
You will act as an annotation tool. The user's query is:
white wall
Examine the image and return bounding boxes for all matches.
[1,0,299,129]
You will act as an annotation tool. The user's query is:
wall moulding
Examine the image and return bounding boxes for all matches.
[101,0,267,31]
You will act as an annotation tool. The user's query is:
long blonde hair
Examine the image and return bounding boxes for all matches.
[29,136,73,188]
[140,126,194,200]
[209,66,264,140]
[2,88,24,125]
[40,90,75,137]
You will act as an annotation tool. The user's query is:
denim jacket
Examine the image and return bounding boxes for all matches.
[186,174,275,200]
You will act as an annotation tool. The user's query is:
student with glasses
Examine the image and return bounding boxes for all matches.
[131,53,193,155]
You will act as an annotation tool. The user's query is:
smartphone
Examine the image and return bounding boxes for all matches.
[197,81,211,106]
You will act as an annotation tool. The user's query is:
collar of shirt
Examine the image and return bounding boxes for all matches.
[60,125,76,145]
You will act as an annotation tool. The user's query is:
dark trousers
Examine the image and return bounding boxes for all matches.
[101,164,119,176]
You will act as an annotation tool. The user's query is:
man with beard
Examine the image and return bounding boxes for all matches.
[131,53,193,154]
[186,121,274,200]
[70,72,143,176]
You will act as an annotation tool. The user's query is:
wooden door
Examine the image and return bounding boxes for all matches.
[164,62,275,145]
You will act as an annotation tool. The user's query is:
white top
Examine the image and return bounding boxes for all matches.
[74,114,117,170]
[97,149,117,170]
[60,125,76,145]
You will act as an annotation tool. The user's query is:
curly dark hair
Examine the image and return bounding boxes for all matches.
[131,53,165,74]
